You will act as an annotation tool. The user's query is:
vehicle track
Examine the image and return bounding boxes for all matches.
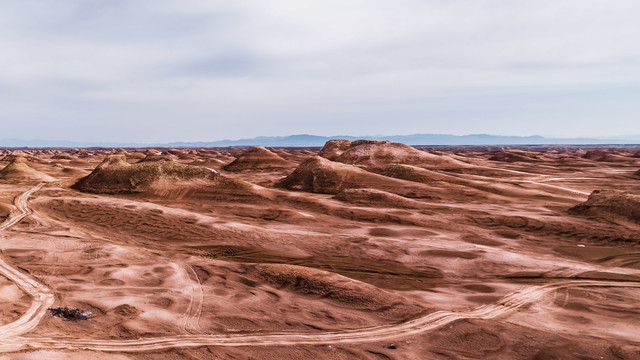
[0,184,55,338]
[3,280,637,353]
[189,265,204,333]
[179,264,204,334]
[0,185,639,353]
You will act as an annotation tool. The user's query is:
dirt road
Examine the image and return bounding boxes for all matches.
[0,184,55,339]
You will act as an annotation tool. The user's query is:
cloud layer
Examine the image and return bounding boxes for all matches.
[1,1,639,142]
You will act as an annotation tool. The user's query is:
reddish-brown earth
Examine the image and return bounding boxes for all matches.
[0,142,639,359]
[223,146,296,171]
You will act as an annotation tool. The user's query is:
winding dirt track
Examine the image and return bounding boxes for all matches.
[0,184,55,339]
[0,185,639,353]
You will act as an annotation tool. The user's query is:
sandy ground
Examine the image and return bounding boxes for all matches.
[0,144,638,359]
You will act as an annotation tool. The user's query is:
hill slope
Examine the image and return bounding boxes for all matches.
[333,140,467,169]
[569,189,640,224]
[224,146,295,171]
[279,156,438,199]
[0,156,54,182]
[74,155,257,200]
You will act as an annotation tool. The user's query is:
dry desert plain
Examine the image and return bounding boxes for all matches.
[0,140,639,359]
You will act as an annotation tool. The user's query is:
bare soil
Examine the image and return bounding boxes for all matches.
[0,143,639,359]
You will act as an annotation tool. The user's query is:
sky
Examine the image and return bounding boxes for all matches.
[0,0,639,143]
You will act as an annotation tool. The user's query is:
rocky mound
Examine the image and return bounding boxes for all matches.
[334,189,423,209]
[569,190,640,224]
[1,151,33,162]
[196,149,219,156]
[51,153,73,160]
[488,150,539,163]
[318,139,352,160]
[138,153,174,163]
[74,155,251,198]
[333,140,465,169]
[268,148,314,162]
[223,146,295,171]
[279,156,435,198]
[0,156,54,182]
[582,149,606,160]
[70,149,91,158]
[582,150,630,162]
[126,152,146,160]
[167,149,195,160]
[113,148,130,156]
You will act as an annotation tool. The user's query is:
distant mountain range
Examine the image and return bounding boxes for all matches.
[1,134,639,148]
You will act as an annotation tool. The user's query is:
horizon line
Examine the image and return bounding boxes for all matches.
[0,132,639,149]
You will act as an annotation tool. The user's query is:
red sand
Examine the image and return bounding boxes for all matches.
[0,143,638,359]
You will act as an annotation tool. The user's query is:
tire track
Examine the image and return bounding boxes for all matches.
[5,280,640,352]
[179,264,204,334]
[187,265,204,333]
[0,184,55,338]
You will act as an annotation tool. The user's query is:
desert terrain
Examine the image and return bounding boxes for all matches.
[0,141,639,359]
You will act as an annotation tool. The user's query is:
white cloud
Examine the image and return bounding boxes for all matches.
[0,0,639,142]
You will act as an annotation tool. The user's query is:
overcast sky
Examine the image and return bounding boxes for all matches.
[0,0,639,142]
